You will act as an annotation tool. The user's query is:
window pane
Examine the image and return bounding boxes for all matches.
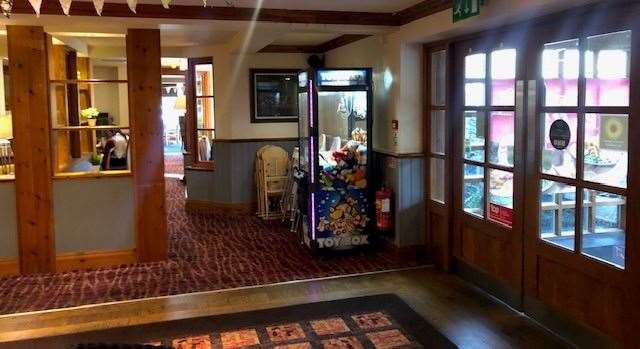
[0,56,12,179]
[463,164,484,217]
[430,158,445,203]
[197,130,214,162]
[491,48,516,106]
[464,111,485,162]
[489,111,514,167]
[585,30,631,107]
[196,97,215,129]
[584,114,627,188]
[431,50,446,106]
[195,63,214,96]
[540,180,576,251]
[430,110,445,155]
[542,39,579,106]
[582,189,626,268]
[489,169,513,227]
[542,113,577,178]
[465,53,486,106]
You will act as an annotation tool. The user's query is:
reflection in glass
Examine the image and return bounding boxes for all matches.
[463,164,484,217]
[430,158,445,203]
[581,189,626,268]
[431,110,445,155]
[585,31,631,107]
[542,39,579,106]
[197,130,215,162]
[540,180,576,251]
[431,50,446,106]
[298,87,309,171]
[489,111,514,167]
[489,169,513,226]
[464,111,485,162]
[195,64,214,96]
[584,114,627,188]
[196,97,215,129]
[542,113,577,178]
[318,91,367,146]
[491,48,516,106]
[465,53,486,106]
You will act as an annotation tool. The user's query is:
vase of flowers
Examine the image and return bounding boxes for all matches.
[81,107,100,127]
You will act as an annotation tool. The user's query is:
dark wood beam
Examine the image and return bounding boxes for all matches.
[12,0,400,26]
[258,34,371,54]
[161,67,185,76]
[393,0,453,26]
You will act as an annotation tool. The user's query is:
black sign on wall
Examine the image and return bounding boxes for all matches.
[549,119,571,150]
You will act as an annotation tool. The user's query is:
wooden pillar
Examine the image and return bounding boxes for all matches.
[126,29,167,262]
[7,26,55,274]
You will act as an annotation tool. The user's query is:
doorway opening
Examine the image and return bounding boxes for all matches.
[161,57,187,179]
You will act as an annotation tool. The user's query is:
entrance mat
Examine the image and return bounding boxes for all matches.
[69,294,456,349]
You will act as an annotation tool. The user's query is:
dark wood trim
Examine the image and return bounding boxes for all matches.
[393,0,452,26]
[127,29,168,263]
[161,67,185,76]
[373,149,425,158]
[249,69,299,124]
[259,35,372,54]
[213,137,299,143]
[185,199,255,216]
[187,57,215,167]
[8,25,56,275]
[0,258,19,277]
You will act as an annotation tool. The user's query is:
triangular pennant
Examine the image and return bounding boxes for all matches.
[92,0,104,15]
[0,0,12,18]
[202,0,207,6]
[59,0,72,15]
[161,0,171,9]
[127,0,137,13]
[28,0,41,16]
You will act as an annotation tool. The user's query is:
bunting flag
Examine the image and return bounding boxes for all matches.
[127,0,137,13]
[0,0,11,18]
[92,0,104,15]
[28,0,41,16]
[161,0,171,9]
[59,0,72,15]
[203,0,207,6]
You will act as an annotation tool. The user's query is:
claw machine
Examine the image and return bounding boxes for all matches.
[297,68,373,250]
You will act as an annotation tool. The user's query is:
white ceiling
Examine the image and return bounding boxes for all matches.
[85,0,423,13]
[271,32,341,46]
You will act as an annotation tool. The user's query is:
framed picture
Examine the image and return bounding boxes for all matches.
[250,69,299,123]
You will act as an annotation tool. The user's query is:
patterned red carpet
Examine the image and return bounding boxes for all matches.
[0,179,421,315]
[165,154,184,175]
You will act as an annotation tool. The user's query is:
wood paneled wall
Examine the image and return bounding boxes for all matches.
[7,26,55,274]
[126,29,167,263]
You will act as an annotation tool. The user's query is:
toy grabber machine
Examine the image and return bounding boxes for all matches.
[297,68,373,250]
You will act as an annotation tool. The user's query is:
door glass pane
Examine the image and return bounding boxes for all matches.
[197,130,214,162]
[491,48,516,106]
[489,169,514,227]
[540,180,576,251]
[584,113,628,188]
[582,189,626,268]
[465,53,486,106]
[196,97,215,129]
[542,39,579,106]
[585,30,631,107]
[489,111,514,167]
[464,111,485,162]
[542,113,578,178]
[463,164,484,217]
[195,63,214,97]
[431,50,446,106]
[431,110,445,155]
[430,158,445,203]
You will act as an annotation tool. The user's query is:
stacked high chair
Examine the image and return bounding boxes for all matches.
[255,145,289,220]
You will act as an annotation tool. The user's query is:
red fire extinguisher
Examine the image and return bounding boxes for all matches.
[375,186,393,232]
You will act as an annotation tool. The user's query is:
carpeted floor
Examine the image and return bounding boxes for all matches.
[0,180,422,315]
[27,295,456,349]
[165,154,184,175]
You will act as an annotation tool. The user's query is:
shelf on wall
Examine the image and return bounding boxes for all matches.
[53,170,132,180]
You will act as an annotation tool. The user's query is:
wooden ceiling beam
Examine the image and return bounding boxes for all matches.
[11,0,450,26]
[258,34,371,54]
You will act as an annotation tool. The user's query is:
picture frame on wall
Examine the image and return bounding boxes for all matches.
[250,69,299,123]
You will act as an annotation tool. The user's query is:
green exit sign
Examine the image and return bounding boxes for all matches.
[453,0,485,22]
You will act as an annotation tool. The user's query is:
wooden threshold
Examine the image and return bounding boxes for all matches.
[55,249,137,273]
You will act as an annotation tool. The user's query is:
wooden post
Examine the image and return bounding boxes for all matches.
[126,29,167,262]
[7,26,55,274]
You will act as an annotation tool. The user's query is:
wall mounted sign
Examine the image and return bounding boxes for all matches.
[549,119,571,150]
[453,0,485,23]
[250,69,299,123]
[600,114,628,151]
[489,203,513,227]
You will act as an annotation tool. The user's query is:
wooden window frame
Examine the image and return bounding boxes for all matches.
[186,57,215,170]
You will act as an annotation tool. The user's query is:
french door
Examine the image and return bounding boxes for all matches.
[439,2,640,346]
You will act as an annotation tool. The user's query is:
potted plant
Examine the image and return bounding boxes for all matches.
[81,107,100,127]
[89,153,102,172]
